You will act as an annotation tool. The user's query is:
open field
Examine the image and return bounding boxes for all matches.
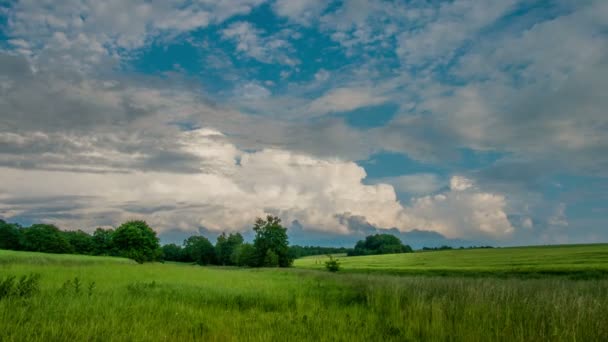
[294,244,608,278]
[1,249,608,341]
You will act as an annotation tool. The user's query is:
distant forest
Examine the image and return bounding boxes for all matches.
[2,217,488,265]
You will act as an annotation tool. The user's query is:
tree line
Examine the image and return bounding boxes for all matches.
[0,216,295,266]
[2,217,423,265]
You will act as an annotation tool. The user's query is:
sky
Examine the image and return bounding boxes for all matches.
[0,0,607,247]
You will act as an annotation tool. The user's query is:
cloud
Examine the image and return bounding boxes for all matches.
[307,87,388,115]
[372,174,444,195]
[397,0,517,66]
[3,0,267,74]
[0,131,515,241]
[221,21,298,65]
[273,0,328,26]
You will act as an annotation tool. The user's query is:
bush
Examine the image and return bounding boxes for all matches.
[325,255,341,272]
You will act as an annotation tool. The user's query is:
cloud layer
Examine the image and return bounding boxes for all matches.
[1,0,607,245]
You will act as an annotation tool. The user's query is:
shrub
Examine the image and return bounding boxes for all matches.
[0,274,41,300]
[325,255,341,272]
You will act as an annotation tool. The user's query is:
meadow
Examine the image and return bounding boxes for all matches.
[1,247,608,341]
[294,244,608,278]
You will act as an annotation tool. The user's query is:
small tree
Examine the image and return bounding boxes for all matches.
[113,221,161,263]
[325,255,341,272]
[252,215,293,267]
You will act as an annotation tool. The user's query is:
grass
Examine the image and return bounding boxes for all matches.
[294,244,608,278]
[1,249,608,341]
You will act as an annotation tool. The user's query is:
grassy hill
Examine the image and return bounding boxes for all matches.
[294,244,608,277]
[1,248,608,341]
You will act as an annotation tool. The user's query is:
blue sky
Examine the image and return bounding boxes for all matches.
[0,0,607,247]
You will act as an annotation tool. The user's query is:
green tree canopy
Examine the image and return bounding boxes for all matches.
[0,220,22,250]
[215,232,244,265]
[231,243,257,267]
[348,234,413,256]
[112,221,161,263]
[252,216,293,267]
[63,230,95,255]
[183,236,216,265]
[92,228,116,256]
[161,243,187,262]
[20,224,74,254]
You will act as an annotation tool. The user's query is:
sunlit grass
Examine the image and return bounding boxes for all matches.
[294,244,608,277]
[1,249,607,341]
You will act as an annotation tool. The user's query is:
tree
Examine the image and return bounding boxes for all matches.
[183,236,215,265]
[112,221,161,263]
[252,216,292,267]
[20,224,74,254]
[92,228,116,256]
[63,230,95,255]
[0,220,22,251]
[348,234,413,256]
[215,232,244,265]
[161,243,187,262]
[231,243,257,267]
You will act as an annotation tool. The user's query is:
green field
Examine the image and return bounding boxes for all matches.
[294,244,608,278]
[1,248,608,341]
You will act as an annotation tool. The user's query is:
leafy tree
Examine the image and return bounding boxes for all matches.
[231,243,257,267]
[20,224,74,254]
[263,249,279,267]
[215,232,244,265]
[183,236,215,265]
[252,216,292,267]
[161,243,187,262]
[92,228,116,255]
[0,220,22,250]
[348,234,413,256]
[63,230,95,255]
[112,221,161,263]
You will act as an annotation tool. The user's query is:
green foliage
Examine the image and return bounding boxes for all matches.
[91,228,116,256]
[263,249,279,267]
[325,255,341,272]
[161,243,187,262]
[63,230,95,255]
[231,243,257,267]
[215,232,244,265]
[0,220,22,250]
[348,234,412,256]
[183,236,215,265]
[0,273,41,300]
[252,216,293,267]
[113,221,161,263]
[289,245,353,259]
[21,224,74,254]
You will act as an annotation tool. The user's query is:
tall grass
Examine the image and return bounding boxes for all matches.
[1,250,607,341]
